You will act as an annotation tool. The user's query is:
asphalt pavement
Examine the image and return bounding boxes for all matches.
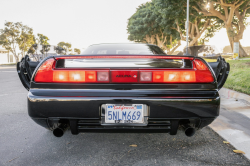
[0,67,250,166]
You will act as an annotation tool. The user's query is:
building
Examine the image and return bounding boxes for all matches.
[0,46,17,64]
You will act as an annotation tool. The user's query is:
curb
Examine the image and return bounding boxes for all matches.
[210,88,250,160]
[219,88,250,103]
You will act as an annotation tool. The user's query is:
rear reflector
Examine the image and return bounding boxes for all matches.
[97,71,109,82]
[140,72,152,82]
[34,58,214,83]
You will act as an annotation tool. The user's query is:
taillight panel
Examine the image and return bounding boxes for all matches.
[34,58,214,84]
[111,70,138,83]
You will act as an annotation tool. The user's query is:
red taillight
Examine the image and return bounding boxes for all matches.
[34,58,214,83]
[34,59,55,82]
[193,59,214,83]
[34,59,109,83]
[111,70,138,83]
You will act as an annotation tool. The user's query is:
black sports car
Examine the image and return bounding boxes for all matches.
[17,43,229,137]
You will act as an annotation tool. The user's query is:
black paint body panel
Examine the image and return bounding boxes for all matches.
[28,89,220,119]
[25,55,221,133]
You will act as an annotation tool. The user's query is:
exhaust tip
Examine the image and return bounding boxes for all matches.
[53,128,64,137]
[185,127,195,137]
[53,123,69,137]
[182,124,196,137]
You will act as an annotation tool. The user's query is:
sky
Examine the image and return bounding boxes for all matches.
[0,0,249,53]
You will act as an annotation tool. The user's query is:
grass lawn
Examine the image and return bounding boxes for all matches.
[224,59,250,95]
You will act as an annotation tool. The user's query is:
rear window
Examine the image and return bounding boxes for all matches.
[81,44,166,55]
[57,58,193,69]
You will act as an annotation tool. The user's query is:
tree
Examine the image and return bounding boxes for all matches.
[0,22,22,62]
[0,22,35,62]
[191,0,250,57]
[154,0,222,47]
[37,33,49,45]
[223,45,250,55]
[57,42,72,54]
[74,48,81,54]
[17,25,35,57]
[127,2,181,54]
[128,1,222,54]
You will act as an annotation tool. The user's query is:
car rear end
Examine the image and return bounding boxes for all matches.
[28,54,220,137]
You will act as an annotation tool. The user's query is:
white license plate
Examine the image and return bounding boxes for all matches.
[105,104,144,123]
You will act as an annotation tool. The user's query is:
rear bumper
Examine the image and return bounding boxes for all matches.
[27,89,220,134]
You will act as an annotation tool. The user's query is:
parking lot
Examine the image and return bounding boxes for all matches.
[1,67,250,166]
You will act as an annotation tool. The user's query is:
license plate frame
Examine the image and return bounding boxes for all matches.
[103,104,147,125]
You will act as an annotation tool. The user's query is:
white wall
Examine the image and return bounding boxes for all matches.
[0,50,17,64]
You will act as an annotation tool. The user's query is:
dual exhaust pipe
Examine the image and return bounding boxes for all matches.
[52,123,195,137]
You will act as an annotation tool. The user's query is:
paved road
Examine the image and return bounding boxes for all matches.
[0,67,250,166]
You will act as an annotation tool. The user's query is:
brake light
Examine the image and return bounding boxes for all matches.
[34,58,214,83]
[193,59,214,82]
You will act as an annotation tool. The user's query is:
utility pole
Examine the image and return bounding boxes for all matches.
[186,0,189,55]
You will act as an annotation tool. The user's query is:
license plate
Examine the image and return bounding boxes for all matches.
[105,104,144,123]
